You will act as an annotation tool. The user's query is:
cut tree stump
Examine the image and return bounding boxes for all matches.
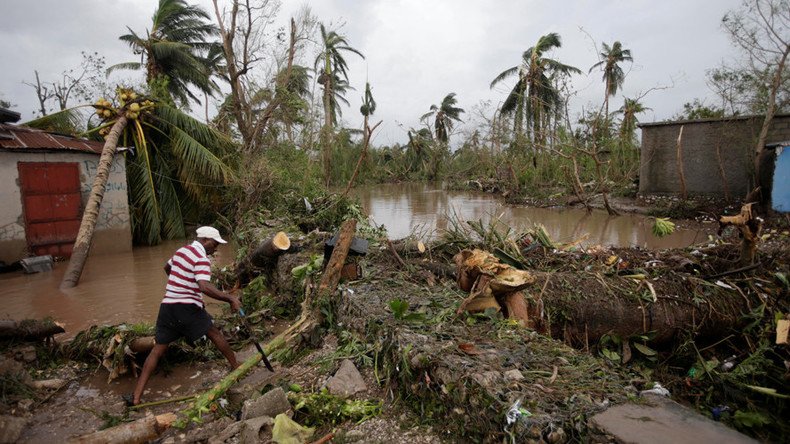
[250,232,291,267]
[390,239,426,256]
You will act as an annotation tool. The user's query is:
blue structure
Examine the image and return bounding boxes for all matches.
[773,145,790,213]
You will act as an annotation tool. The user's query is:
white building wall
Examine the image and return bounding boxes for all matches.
[0,151,131,263]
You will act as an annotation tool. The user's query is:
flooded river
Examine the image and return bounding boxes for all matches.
[352,183,713,248]
[2,183,714,337]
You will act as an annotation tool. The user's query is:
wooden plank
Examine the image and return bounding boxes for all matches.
[777,319,789,345]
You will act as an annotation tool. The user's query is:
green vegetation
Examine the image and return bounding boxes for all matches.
[290,389,382,426]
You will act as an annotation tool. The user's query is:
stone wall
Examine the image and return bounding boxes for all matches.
[638,114,790,198]
[0,151,131,264]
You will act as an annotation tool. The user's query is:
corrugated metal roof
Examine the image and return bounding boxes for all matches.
[0,123,103,154]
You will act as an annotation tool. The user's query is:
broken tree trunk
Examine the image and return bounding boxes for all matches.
[719,203,763,266]
[453,248,762,347]
[249,232,291,267]
[0,319,65,341]
[128,336,155,354]
[501,291,531,327]
[454,250,536,326]
[317,219,357,297]
[71,413,176,444]
[179,219,357,425]
[530,271,756,347]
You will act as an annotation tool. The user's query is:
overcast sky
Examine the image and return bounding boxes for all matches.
[1,0,745,146]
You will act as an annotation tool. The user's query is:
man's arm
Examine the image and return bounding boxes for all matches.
[198,280,241,312]
[164,263,172,276]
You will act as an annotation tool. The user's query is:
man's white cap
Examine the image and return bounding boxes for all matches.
[196,226,227,244]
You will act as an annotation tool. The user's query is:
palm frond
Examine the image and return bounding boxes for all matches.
[24,107,87,134]
[154,160,186,239]
[490,66,519,88]
[107,62,143,76]
[126,142,162,245]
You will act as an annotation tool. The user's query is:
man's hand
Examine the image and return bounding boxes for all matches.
[229,295,242,313]
[198,281,243,312]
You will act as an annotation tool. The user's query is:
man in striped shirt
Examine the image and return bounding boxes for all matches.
[130,226,241,406]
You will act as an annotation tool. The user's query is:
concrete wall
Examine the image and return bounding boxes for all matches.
[639,115,790,198]
[0,151,132,263]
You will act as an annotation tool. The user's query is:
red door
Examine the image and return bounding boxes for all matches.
[18,162,82,257]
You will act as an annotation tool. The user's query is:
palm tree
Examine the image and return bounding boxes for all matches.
[27,87,233,288]
[314,23,364,185]
[491,33,581,151]
[109,0,220,106]
[275,65,312,142]
[613,96,650,180]
[615,97,650,144]
[420,93,465,143]
[589,41,633,116]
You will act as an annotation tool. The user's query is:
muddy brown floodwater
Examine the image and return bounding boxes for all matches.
[0,240,236,339]
[352,183,715,248]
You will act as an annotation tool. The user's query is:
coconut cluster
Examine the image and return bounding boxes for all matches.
[92,88,155,137]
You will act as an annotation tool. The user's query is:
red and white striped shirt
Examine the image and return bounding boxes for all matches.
[163,241,212,307]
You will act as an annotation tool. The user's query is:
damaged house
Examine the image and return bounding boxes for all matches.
[638,113,790,211]
[0,108,131,264]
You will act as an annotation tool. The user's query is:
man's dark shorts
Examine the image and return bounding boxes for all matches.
[155,303,213,344]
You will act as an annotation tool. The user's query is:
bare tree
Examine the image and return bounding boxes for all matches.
[212,0,315,151]
[25,71,54,116]
[25,52,107,116]
[722,0,790,191]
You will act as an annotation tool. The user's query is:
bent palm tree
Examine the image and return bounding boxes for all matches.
[109,0,220,106]
[421,93,465,143]
[491,33,580,151]
[315,23,364,185]
[589,41,633,116]
[27,87,233,288]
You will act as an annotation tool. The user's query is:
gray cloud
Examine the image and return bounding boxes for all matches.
[2,0,744,145]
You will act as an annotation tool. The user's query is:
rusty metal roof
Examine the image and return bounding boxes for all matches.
[0,123,103,154]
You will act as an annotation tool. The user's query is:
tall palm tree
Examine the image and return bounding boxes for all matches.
[109,0,220,106]
[589,41,633,116]
[420,93,465,143]
[491,33,581,151]
[314,23,364,185]
[27,87,234,288]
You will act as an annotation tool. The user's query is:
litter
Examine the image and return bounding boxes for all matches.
[640,382,670,397]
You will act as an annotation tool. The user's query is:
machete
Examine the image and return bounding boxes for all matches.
[238,308,274,372]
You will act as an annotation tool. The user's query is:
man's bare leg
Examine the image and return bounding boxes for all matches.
[206,326,239,370]
[133,343,169,405]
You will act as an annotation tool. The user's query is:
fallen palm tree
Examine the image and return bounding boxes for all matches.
[452,247,769,348]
